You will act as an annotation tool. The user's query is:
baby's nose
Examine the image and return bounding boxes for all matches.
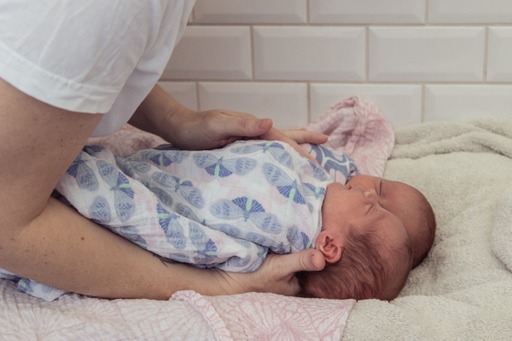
[363,188,378,201]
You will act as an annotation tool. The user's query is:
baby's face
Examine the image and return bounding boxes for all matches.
[346,175,426,266]
[321,182,410,252]
[321,182,412,298]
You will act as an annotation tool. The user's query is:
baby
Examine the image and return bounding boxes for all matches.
[3,139,435,301]
[299,174,436,300]
[346,174,436,268]
[72,139,436,299]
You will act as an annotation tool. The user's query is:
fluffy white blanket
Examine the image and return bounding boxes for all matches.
[343,117,512,340]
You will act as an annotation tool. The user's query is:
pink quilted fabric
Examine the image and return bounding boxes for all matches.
[306,96,395,176]
[172,291,355,340]
[87,124,168,157]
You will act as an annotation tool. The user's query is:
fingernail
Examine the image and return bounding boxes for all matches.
[258,118,272,129]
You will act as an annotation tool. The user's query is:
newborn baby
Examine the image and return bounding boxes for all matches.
[2,140,436,301]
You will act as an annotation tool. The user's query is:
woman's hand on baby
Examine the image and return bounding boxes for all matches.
[164,106,327,152]
[260,249,326,295]
[282,128,328,145]
[135,85,328,151]
[215,249,326,296]
[259,128,327,165]
[164,108,274,150]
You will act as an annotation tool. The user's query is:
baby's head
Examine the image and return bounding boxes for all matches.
[346,175,436,268]
[299,182,414,300]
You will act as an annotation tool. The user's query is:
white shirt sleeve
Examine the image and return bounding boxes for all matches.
[0,0,195,136]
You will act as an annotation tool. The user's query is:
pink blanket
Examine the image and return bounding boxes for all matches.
[306,96,394,176]
[0,278,354,340]
[172,291,355,340]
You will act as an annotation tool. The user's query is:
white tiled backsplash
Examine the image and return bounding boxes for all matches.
[160,0,512,129]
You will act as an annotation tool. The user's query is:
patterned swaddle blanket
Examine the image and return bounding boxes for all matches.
[0,140,358,301]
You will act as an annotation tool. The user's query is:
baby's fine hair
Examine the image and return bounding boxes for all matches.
[299,226,413,300]
[411,187,437,268]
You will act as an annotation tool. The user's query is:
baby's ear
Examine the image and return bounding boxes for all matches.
[316,230,343,263]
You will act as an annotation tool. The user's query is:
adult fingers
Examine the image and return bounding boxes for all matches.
[212,110,273,138]
[274,248,326,275]
[283,129,328,145]
[261,128,320,165]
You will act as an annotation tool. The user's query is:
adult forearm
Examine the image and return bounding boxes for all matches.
[130,84,327,153]
[0,79,321,301]
[129,84,194,141]
[0,197,231,299]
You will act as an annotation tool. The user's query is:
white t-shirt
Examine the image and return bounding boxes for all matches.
[0,0,195,136]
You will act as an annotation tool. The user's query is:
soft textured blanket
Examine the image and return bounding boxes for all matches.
[343,117,512,340]
[0,97,390,340]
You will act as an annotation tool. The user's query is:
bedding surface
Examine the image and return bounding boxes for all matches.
[343,117,512,340]
[3,98,509,339]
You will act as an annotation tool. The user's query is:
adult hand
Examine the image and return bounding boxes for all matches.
[282,128,328,145]
[171,112,328,153]
[168,112,328,166]
[215,248,326,296]
[260,127,326,165]
[131,86,275,150]
[167,109,274,150]
[133,85,328,151]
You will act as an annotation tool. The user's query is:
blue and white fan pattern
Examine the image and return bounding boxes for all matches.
[58,141,359,270]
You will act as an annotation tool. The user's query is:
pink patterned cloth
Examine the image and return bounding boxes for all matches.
[87,124,168,157]
[307,96,395,176]
[0,278,355,340]
[172,291,355,340]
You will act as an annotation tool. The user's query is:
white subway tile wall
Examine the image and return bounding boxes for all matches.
[429,0,512,24]
[309,0,425,24]
[163,0,512,128]
[163,26,252,80]
[253,26,365,81]
[198,82,308,129]
[488,28,512,82]
[425,85,512,121]
[369,27,485,82]
[193,0,308,24]
[158,82,198,110]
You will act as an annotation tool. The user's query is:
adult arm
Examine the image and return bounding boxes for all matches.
[130,84,327,163]
[129,85,274,150]
[0,79,185,299]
